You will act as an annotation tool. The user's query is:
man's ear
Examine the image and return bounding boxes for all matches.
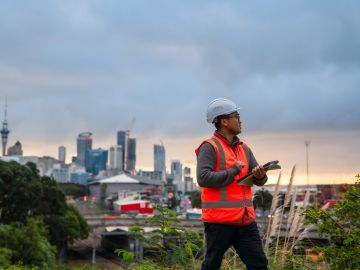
[220,118,228,127]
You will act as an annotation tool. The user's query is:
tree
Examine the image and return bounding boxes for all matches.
[253,189,273,216]
[0,218,56,269]
[99,183,108,209]
[304,174,360,269]
[0,160,89,252]
[0,161,43,223]
[57,183,89,198]
[190,191,201,209]
[64,204,89,243]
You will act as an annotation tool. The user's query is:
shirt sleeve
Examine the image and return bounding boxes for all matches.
[246,147,268,186]
[196,143,240,188]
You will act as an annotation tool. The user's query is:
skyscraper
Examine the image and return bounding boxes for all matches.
[86,148,108,175]
[58,146,66,163]
[1,100,9,156]
[154,144,166,172]
[184,167,194,193]
[171,160,182,176]
[126,138,136,173]
[7,141,23,156]
[76,132,92,167]
[171,160,183,192]
[117,130,127,170]
[109,145,123,170]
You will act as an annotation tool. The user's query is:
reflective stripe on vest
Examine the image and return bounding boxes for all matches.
[210,137,227,202]
[202,200,253,208]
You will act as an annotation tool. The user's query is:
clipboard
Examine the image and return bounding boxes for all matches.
[237,160,281,186]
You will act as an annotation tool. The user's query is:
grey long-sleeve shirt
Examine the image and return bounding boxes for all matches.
[196,135,267,188]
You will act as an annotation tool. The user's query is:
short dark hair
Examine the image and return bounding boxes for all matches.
[214,111,240,130]
[214,115,228,130]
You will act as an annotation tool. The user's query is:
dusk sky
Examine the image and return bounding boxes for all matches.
[1,1,359,185]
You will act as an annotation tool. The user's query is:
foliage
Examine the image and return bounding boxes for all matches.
[0,247,12,268]
[4,265,40,270]
[99,183,108,209]
[0,218,56,269]
[114,249,135,263]
[116,206,203,268]
[63,204,89,243]
[304,174,360,269]
[253,189,273,215]
[57,183,89,198]
[0,161,43,223]
[190,191,201,209]
[0,160,89,253]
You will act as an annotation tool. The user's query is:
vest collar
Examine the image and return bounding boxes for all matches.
[214,130,242,147]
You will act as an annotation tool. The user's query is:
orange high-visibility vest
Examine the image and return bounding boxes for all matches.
[195,134,255,225]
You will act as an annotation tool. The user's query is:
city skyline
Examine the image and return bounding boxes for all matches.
[2,125,358,186]
[1,1,359,185]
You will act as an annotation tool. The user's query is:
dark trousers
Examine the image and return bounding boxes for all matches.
[201,222,268,270]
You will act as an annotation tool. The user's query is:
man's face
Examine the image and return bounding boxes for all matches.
[223,112,242,135]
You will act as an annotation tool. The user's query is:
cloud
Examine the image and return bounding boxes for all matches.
[0,1,359,183]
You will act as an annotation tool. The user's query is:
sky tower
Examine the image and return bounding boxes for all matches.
[1,99,10,156]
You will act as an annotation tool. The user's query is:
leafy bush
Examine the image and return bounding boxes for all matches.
[304,174,360,269]
[0,218,56,269]
[57,183,89,198]
[0,160,89,251]
[115,206,203,268]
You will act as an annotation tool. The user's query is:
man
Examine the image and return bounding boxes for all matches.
[196,98,268,270]
[167,191,177,210]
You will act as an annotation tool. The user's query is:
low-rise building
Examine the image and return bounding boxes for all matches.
[87,172,163,199]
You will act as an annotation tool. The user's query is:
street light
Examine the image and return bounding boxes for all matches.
[305,140,310,187]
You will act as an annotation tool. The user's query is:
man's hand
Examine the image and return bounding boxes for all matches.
[252,165,266,179]
[234,161,244,171]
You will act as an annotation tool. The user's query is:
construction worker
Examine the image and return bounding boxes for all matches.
[196,98,268,270]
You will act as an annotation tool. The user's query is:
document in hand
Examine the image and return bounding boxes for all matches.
[237,160,281,187]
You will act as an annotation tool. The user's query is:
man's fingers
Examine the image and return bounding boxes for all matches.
[252,165,266,178]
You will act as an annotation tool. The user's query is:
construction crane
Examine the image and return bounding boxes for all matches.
[126,117,136,138]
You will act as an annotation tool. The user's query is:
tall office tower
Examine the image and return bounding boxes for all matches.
[1,100,9,156]
[109,145,123,170]
[86,148,108,175]
[117,130,127,170]
[7,141,23,156]
[126,138,136,173]
[171,160,183,192]
[154,144,166,172]
[183,167,193,193]
[76,132,92,167]
[58,146,66,163]
[171,160,182,177]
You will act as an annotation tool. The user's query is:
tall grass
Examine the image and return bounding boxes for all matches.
[274,165,296,257]
[264,172,282,255]
[262,166,329,269]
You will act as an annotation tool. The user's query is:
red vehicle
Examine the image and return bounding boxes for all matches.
[114,191,153,215]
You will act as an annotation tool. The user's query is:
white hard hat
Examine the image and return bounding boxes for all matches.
[206,98,240,123]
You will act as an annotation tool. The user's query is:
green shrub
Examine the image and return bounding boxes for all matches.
[304,174,360,269]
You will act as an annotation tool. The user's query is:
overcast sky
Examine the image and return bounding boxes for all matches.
[1,1,359,184]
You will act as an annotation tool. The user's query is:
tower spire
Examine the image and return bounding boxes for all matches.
[4,96,7,120]
[1,97,10,156]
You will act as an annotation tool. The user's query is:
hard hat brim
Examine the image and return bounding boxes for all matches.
[207,107,241,123]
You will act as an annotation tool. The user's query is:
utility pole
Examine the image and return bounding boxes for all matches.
[305,140,317,206]
[305,140,310,188]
